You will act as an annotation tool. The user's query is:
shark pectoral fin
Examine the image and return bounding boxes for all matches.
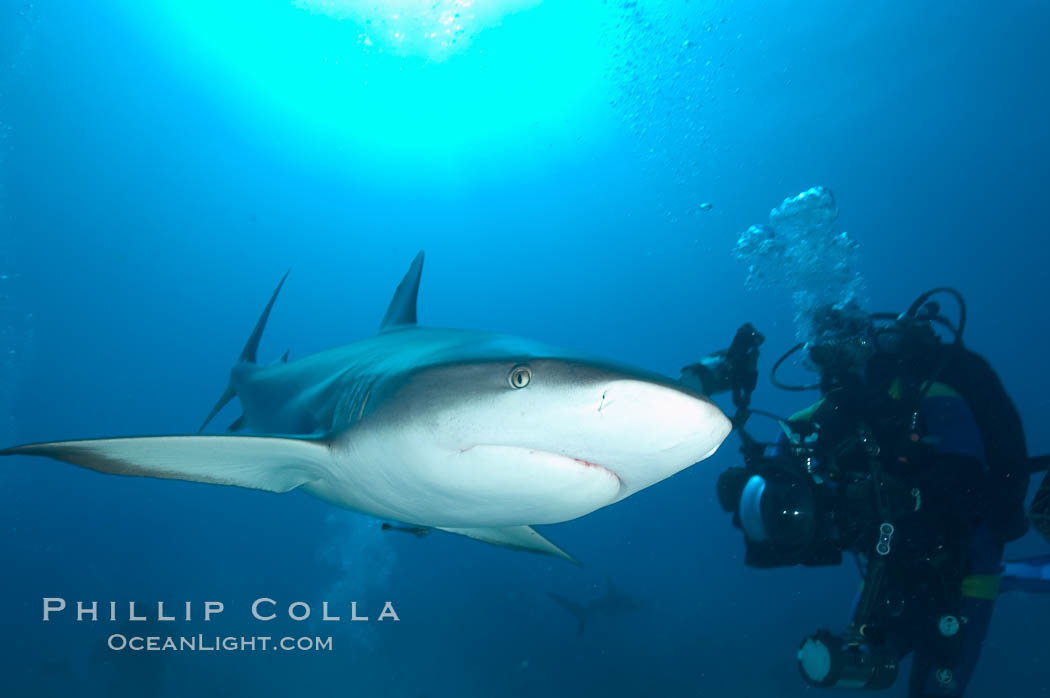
[1,435,331,494]
[436,525,581,567]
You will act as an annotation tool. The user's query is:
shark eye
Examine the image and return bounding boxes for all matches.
[508,365,532,389]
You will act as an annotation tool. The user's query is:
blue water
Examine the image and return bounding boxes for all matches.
[1,0,1048,695]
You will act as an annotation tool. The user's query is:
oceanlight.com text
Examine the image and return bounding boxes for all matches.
[106,634,334,652]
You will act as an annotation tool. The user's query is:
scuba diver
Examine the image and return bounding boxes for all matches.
[682,288,1050,697]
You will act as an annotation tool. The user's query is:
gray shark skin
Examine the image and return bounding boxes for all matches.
[1,252,731,564]
[548,577,641,634]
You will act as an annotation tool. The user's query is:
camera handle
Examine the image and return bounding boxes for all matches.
[847,525,894,643]
[798,449,901,691]
[846,437,897,642]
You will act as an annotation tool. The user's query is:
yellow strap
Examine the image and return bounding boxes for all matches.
[888,378,960,400]
[789,397,825,423]
[888,378,903,400]
[922,381,961,399]
[961,574,1001,599]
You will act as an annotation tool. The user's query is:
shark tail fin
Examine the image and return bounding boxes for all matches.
[240,271,290,363]
[547,592,588,636]
[199,271,289,433]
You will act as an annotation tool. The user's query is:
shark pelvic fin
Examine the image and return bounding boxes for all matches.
[199,271,289,433]
[1,435,329,494]
[436,524,581,566]
[227,414,248,432]
[379,251,424,332]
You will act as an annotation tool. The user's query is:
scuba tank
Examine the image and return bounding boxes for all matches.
[864,289,1031,543]
[934,344,1031,542]
[753,287,1035,544]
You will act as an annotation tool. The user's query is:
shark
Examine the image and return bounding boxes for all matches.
[1,252,731,563]
[547,577,641,635]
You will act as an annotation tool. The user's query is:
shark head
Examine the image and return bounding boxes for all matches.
[311,252,734,528]
[343,336,732,527]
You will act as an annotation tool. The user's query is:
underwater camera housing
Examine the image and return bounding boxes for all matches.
[715,440,892,569]
[721,457,845,568]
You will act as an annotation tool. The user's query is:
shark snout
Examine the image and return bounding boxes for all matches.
[590,379,732,491]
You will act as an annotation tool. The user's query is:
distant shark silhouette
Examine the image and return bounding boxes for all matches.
[1,252,731,564]
[548,577,642,634]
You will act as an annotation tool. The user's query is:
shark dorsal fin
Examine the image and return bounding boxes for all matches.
[379,251,424,332]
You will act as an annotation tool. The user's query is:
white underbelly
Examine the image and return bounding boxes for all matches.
[302,438,623,528]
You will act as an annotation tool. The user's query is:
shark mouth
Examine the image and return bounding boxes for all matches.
[462,445,625,491]
[559,454,624,489]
